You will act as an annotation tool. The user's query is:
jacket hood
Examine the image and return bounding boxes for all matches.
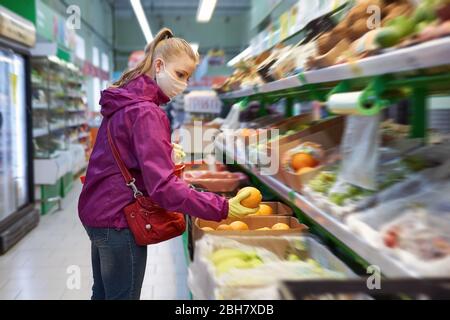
[99,74,170,118]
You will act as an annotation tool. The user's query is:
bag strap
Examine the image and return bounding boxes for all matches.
[107,120,143,198]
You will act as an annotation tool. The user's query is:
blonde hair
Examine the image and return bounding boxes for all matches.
[112,28,199,88]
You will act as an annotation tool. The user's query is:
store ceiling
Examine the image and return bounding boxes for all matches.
[113,0,251,17]
[112,0,252,70]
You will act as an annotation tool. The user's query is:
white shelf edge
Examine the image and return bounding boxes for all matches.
[219,37,450,99]
[33,128,50,137]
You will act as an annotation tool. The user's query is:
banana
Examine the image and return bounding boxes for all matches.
[210,248,257,266]
[216,257,254,274]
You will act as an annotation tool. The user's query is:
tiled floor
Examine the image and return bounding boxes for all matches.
[0,180,190,300]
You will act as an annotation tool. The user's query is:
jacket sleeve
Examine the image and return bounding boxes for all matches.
[129,105,228,222]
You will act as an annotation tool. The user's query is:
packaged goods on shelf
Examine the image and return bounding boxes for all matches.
[347,170,450,277]
[31,56,89,159]
[303,143,450,218]
[218,1,450,95]
[188,235,361,300]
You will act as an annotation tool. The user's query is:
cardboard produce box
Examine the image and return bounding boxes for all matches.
[268,116,344,150]
[188,235,359,300]
[249,113,314,150]
[279,120,344,192]
[193,215,307,242]
[254,116,344,182]
[262,117,344,185]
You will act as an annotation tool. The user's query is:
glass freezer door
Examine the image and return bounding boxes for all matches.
[0,49,29,222]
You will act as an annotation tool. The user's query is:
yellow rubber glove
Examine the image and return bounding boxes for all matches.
[228,190,259,219]
[172,143,186,164]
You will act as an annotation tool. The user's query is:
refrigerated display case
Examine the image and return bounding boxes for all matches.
[0,38,39,254]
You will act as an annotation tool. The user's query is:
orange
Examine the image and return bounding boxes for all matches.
[256,227,271,231]
[255,204,273,216]
[271,223,290,230]
[291,153,318,171]
[229,221,249,231]
[201,227,215,232]
[296,167,316,175]
[238,187,262,209]
[216,224,232,231]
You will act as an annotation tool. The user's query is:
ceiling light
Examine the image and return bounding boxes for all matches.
[190,43,199,53]
[130,0,153,43]
[197,0,217,23]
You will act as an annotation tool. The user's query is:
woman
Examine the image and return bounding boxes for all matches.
[78,28,257,300]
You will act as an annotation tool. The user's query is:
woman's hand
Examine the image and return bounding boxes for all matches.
[228,190,259,219]
[172,143,186,164]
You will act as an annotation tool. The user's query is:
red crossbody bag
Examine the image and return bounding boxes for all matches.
[107,121,186,246]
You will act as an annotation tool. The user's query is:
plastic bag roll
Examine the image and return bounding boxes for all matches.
[328,91,379,116]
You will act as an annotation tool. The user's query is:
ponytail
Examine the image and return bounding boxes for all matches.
[112,28,174,88]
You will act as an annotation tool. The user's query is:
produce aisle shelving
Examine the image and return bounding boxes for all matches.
[214,31,450,280]
[215,142,415,278]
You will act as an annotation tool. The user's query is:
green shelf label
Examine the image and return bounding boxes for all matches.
[297,72,307,84]
[288,190,296,202]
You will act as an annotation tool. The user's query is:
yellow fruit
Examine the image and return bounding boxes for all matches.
[291,153,318,171]
[255,204,273,216]
[216,224,232,231]
[201,227,215,232]
[216,257,252,274]
[296,167,316,175]
[256,227,271,231]
[211,248,252,265]
[229,221,249,231]
[238,187,262,209]
[271,223,290,230]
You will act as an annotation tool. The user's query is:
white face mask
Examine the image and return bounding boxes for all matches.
[155,60,188,99]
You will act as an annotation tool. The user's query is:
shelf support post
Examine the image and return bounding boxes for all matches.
[410,87,427,139]
[285,97,294,118]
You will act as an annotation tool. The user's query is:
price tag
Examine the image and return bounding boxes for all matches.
[280,11,289,40]
[288,190,296,202]
[347,57,364,77]
[297,72,307,85]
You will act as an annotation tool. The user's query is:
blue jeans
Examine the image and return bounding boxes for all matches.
[84,227,147,300]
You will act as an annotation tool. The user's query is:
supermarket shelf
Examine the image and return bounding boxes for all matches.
[220,37,450,100]
[32,102,48,110]
[32,84,62,92]
[33,128,50,138]
[215,142,416,278]
[67,121,88,128]
[69,132,89,143]
[49,123,66,131]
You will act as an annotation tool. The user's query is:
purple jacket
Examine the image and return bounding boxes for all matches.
[78,74,228,228]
